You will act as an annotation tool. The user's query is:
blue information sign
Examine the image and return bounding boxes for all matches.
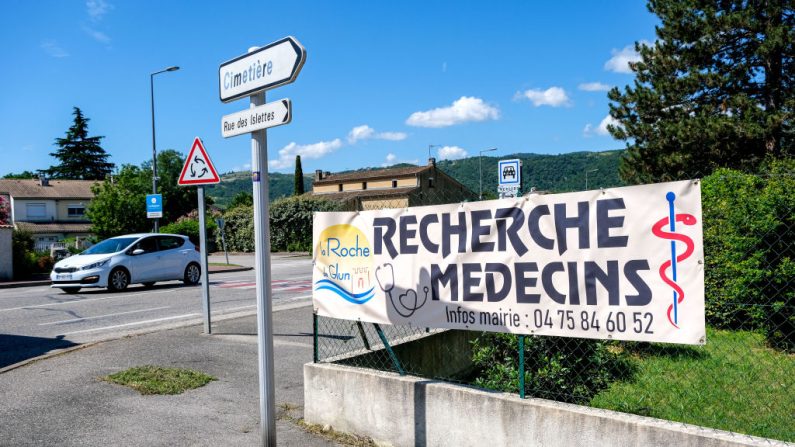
[146,194,163,218]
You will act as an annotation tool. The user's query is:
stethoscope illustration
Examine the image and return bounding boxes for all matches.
[375,263,428,318]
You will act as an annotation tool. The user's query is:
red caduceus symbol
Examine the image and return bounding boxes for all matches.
[651,192,697,328]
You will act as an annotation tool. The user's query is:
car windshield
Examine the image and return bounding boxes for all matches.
[81,237,139,255]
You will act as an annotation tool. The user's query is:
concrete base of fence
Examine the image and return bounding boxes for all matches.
[304,362,784,447]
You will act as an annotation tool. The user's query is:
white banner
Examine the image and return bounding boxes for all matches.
[313,180,705,345]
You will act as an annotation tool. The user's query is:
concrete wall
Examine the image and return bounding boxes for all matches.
[304,363,783,447]
[0,227,12,280]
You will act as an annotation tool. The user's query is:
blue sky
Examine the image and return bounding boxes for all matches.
[0,1,657,177]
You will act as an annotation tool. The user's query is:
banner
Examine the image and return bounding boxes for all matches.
[313,180,705,345]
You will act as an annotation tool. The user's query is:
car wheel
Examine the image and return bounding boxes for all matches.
[62,287,81,294]
[108,268,130,292]
[142,282,156,288]
[183,263,201,285]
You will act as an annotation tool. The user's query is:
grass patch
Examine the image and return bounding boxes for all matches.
[277,403,377,446]
[104,365,216,395]
[591,328,794,441]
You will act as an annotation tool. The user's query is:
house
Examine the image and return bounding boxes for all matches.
[0,177,97,250]
[310,158,476,210]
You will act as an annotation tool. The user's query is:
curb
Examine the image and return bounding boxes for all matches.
[0,266,254,289]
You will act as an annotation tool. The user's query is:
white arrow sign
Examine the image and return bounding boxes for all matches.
[219,36,306,103]
[221,99,292,138]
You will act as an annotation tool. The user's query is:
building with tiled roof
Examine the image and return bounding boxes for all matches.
[310,158,475,210]
[0,177,97,249]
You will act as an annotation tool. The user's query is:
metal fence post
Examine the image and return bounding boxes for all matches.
[518,335,526,399]
[313,312,318,363]
[373,323,405,376]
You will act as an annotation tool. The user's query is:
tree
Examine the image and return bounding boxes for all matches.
[294,155,305,195]
[87,150,199,238]
[229,191,253,209]
[608,0,794,183]
[0,195,9,224]
[2,171,37,179]
[46,107,115,180]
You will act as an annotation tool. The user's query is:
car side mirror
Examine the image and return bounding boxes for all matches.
[132,249,145,256]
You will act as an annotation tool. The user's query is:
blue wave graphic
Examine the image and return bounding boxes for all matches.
[314,279,374,305]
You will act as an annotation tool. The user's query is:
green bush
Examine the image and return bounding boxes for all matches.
[12,230,53,279]
[269,195,341,252]
[218,205,254,252]
[161,217,218,252]
[470,333,634,404]
[702,160,795,351]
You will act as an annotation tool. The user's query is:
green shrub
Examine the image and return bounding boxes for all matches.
[219,205,254,252]
[470,333,634,404]
[161,216,218,252]
[269,195,341,252]
[702,160,794,351]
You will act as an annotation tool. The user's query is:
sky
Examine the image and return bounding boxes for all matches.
[0,1,658,178]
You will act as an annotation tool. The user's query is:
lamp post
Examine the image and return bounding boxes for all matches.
[479,147,497,200]
[585,168,598,190]
[428,144,442,160]
[150,65,180,232]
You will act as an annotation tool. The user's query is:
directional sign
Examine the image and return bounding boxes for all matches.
[146,194,162,218]
[219,36,306,103]
[178,137,221,186]
[222,99,292,138]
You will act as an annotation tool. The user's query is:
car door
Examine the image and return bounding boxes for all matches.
[127,236,160,282]
[155,236,186,280]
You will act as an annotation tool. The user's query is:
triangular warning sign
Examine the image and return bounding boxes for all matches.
[178,137,221,186]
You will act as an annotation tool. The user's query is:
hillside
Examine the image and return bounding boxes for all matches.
[206,150,624,208]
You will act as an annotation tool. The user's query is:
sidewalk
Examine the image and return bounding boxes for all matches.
[0,302,338,446]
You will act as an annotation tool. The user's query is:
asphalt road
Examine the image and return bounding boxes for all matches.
[0,254,313,369]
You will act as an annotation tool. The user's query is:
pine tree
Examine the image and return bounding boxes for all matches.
[294,155,305,195]
[46,107,115,180]
[608,0,794,183]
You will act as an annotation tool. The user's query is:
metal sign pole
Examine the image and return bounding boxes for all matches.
[250,87,276,446]
[198,185,211,334]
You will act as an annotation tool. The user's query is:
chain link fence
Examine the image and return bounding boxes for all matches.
[313,165,794,442]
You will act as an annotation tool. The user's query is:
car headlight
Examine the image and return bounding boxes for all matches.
[81,259,110,270]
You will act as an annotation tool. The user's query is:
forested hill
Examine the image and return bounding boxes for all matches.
[206,149,624,208]
[437,149,625,196]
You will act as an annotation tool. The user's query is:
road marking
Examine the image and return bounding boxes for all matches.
[0,289,176,313]
[219,304,256,312]
[38,306,172,326]
[61,313,201,335]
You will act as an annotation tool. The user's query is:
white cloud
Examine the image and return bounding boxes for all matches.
[584,114,621,137]
[231,163,252,172]
[578,82,611,92]
[406,96,500,128]
[83,26,110,43]
[86,0,112,20]
[269,139,343,170]
[604,42,650,74]
[514,87,571,107]
[437,146,469,160]
[41,40,69,58]
[347,125,407,144]
[385,153,397,164]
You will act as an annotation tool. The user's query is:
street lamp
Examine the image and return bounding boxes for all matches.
[585,168,598,190]
[150,65,180,232]
[479,147,497,200]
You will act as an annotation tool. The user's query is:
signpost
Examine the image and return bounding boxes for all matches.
[220,36,306,447]
[497,158,521,198]
[178,137,221,335]
[221,99,291,138]
[146,194,163,218]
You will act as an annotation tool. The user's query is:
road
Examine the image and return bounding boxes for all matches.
[0,253,313,369]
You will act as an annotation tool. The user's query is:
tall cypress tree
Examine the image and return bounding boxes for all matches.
[46,107,115,180]
[608,0,793,183]
[294,155,305,195]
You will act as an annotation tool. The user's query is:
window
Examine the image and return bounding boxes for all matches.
[26,203,46,219]
[157,236,184,251]
[428,178,435,188]
[132,237,157,254]
[362,182,367,190]
[67,205,85,217]
[338,184,343,192]
[392,180,397,188]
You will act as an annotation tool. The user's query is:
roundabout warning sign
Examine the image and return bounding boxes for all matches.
[178,137,220,185]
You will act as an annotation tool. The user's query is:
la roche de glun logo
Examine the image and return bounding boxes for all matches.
[315,224,375,304]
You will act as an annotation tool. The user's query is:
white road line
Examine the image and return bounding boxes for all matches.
[61,313,200,335]
[0,289,176,313]
[38,306,171,326]
[218,304,256,312]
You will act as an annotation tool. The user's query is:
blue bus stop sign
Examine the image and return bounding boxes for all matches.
[146,194,163,218]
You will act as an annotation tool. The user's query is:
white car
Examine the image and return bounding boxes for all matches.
[50,233,202,294]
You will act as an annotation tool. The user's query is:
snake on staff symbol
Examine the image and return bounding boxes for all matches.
[651,192,697,329]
